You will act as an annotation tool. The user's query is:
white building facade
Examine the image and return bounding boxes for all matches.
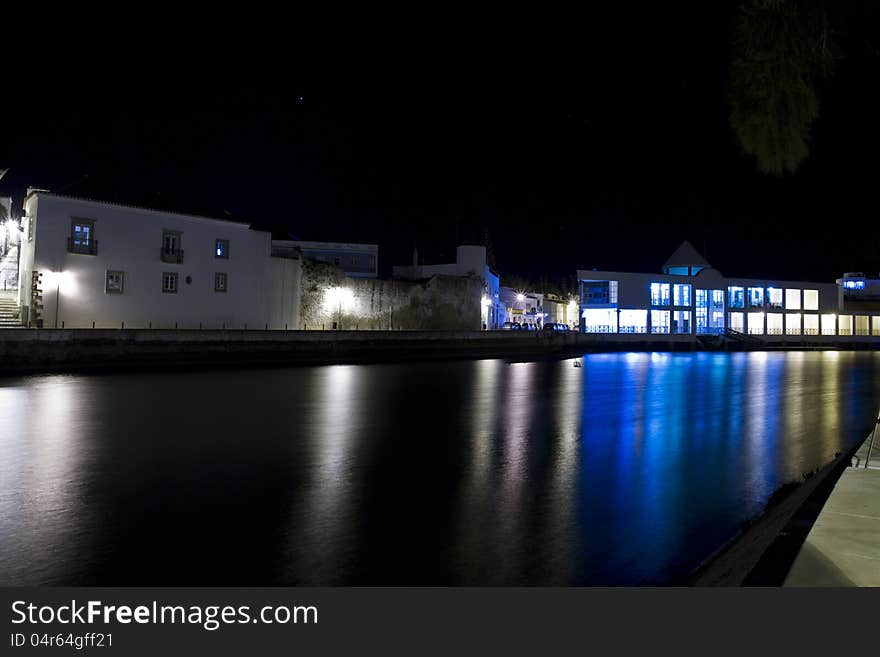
[577,241,880,341]
[17,191,300,329]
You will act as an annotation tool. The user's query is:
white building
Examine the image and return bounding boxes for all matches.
[271,240,378,278]
[577,241,880,340]
[17,191,300,329]
[392,245,505,330]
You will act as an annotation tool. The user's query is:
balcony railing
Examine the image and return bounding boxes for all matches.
[67,238,98,255]
[161,248,184,264]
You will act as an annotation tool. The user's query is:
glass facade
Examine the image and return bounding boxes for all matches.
[619,309,647,334]
[767,287,783,309]
[766,313,783,335]
[785,289,801,310]
[650,283,671,307]
[728,286,744,309]
[696,289,725,334]
[786,313,801,335]
[748,312,764,335]
[673,284,692,307]
[804,290,819,311]
[804,314,819,335]
[582,308,618,333]
[821,314,836,335]
[650,310,670,334]
[672,311,691,334]
[729,312,744,333]
[748,287,764,308]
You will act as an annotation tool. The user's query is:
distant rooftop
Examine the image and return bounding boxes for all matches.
[663,240,712,270]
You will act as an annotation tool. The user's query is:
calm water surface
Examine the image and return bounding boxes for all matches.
[2,351,879,585]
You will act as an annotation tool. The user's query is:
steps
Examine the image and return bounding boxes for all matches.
[0,294,22,328]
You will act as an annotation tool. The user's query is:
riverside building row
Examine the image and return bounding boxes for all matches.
[577,242,880,342]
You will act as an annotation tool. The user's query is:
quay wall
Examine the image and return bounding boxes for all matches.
[0,329,877,374]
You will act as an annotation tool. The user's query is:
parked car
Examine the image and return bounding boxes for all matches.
[543,322,570,332]
[501,321,521,330]
[521,323,537,331]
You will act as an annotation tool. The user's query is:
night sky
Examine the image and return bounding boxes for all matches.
[2,3,878,283]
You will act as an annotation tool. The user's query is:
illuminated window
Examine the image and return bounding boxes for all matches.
[821,314,836,335]
[729,312,744,333]
[712,289,724,306]
[838,315,852,336]
[215,239,229,258]
[748,312,764,335]
[785,313,801,335]
[767,287,783,309]
[672,310,691,334]
[618,309,647,334]
[855,315,869,336]
[673,284,692,307]
[651,310,670,334]
[650,283,670,306]
[728,286,744,309]
[583,281,617,306]
[582,308,617,333]
[766,313,783,335]
[214,272,228,293]
[873,317,880,337]
[747,287,764,308]
[69,218,97,255]
[162,272,178,294]
[803,314,819,335]
[803,290,819,311]
[785,289,801,310]
[105,270,124,294]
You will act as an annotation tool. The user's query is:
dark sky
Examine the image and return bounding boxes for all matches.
[2,3,878,283]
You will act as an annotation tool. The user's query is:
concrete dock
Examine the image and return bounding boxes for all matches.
[784,429,880,586]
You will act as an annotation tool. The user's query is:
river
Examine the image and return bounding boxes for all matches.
[1,350,879,585]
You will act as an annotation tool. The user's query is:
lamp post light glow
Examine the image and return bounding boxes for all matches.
[323,286,355,330]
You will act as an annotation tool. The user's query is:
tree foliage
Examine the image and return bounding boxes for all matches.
[729,0,834,174]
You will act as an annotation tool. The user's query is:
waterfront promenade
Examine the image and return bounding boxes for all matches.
[784,429,880,586]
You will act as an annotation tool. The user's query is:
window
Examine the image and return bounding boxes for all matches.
[673,284,692,307]
[730,313,745,333]
[618,309,647,334]
[786,313,801,335]
[162,272,178,294]
[728,286,744,309]
[803,290,819,311]
[161,231,183,263]
[650,283,670,306]
[767,313,783,335]
[838,315,853,336]
[105,270,124,294]
[803,314,819,335]
[215,239,229,258]
[729,312,744,333]
[767,287,783,309]
[747,287,764,308]
[821,314,836,335]
[785,289,801,310]
[582,308,617,333]
[69,218,97,255]
[214,272,228,293]
[582,281,618,306]
[873,316,880,337]
[855,316,869,336]
[27,216,34,242]
[748,312,764,335]
[651,310,670,334]
[672,311,691,334]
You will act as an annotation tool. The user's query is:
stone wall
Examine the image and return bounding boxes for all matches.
[299,259,481,330]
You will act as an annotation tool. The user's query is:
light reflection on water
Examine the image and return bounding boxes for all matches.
[1,351,879,586]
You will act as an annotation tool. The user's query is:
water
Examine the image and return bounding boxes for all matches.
[1,351,879,586]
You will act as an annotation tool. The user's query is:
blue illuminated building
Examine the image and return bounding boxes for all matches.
[577,241,880,341]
